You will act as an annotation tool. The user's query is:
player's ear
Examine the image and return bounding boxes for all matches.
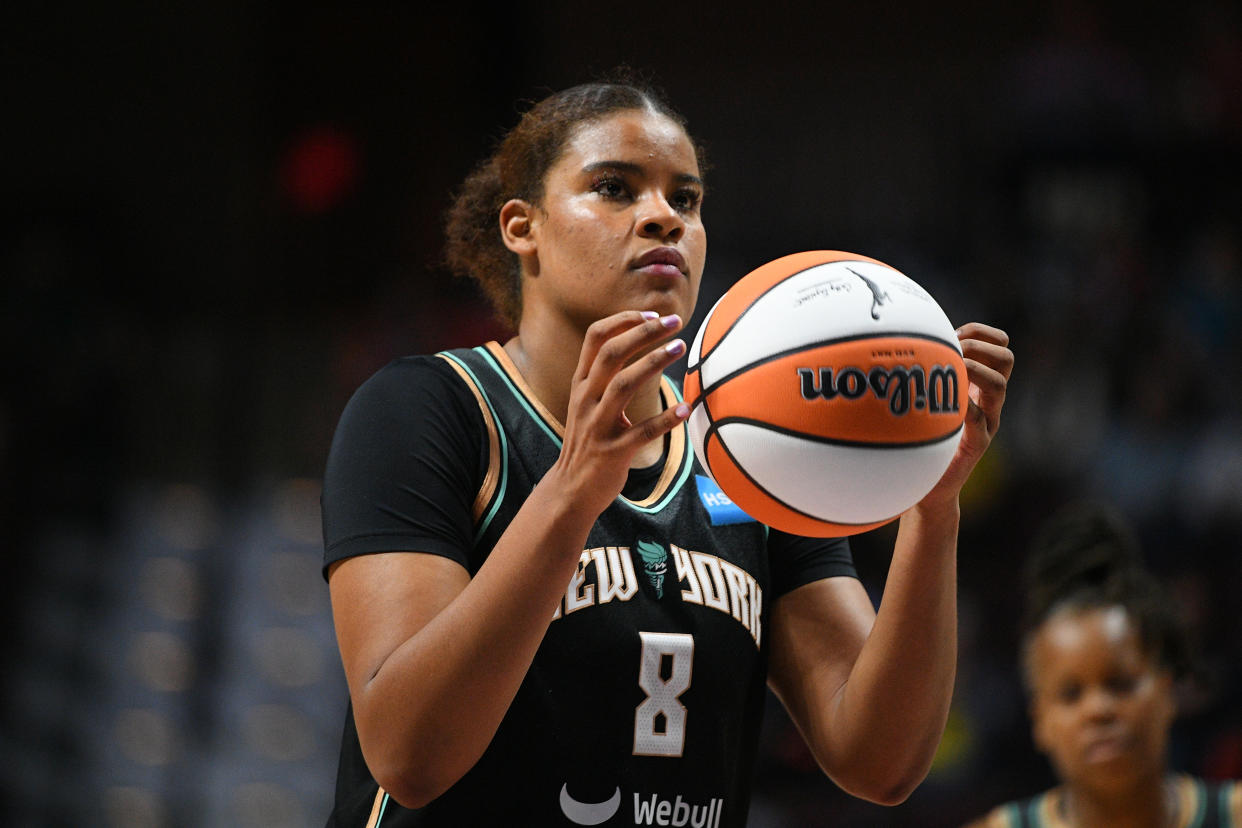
[500,199,537,256]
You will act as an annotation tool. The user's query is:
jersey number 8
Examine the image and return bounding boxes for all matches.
[634,632,694,757]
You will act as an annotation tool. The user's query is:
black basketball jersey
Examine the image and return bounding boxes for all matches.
[977,775,1242,828]
[325,342,855,828]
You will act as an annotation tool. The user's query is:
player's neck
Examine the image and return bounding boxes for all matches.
[503,328,576,425]
[503,323,665,432]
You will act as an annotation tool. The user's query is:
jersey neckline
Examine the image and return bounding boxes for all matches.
[479,341,692,510]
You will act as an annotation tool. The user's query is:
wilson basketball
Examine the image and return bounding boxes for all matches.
[684,250,969,537]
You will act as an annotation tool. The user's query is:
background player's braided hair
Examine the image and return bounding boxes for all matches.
[1019,501,1192,686]
[443,70,703,328]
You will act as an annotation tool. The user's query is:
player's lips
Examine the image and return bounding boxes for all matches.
[632,247,688,277]
[1082,731,1131,763]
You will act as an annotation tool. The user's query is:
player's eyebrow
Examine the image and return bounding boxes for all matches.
[582,160,703,188]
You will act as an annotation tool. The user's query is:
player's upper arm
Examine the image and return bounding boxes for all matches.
[328,551,471,702]
[319,357,484,697]
[766,576,876,767]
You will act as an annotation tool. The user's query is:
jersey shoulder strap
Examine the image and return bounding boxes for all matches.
[1183,775,1242,828]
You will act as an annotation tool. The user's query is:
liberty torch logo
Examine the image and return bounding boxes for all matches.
[636,539,668,598]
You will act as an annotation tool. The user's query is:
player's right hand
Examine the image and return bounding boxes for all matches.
[551,310,691,519]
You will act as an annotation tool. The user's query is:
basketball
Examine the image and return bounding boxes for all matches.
[683,250,969,537]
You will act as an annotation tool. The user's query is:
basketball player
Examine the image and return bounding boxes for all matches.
[321,77,1014,826]
[963,503,1241,828]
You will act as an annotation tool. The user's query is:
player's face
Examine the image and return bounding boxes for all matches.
[524,109,706,328]
[1027,606,1175,793]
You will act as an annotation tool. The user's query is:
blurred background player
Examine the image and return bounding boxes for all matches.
[963,502,1242,828]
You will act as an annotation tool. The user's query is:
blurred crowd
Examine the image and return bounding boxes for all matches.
[2,2,1239,826]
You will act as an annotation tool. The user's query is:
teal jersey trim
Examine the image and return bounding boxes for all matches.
[1025,796,1042,827]
[1189,777,1208,828]
[477,346,562,447]
[625,432,694,514]
[623,371,693,515]
[440,350,510,545]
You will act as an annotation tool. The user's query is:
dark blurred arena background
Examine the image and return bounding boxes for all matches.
[3,2,1240,826]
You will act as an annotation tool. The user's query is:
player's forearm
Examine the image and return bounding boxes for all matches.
[354,471,599,808]
[826,501,959,804]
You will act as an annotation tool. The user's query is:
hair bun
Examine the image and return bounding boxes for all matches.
[1021,499,1192,678]
[1024,500,1141,606]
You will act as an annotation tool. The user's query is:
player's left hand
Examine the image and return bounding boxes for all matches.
[919,322,1012,507]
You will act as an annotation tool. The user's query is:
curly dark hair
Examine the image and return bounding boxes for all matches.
[1019,501,1192,685]
[443,72,704,328]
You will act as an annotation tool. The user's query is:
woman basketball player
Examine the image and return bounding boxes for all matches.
[321,76,1013,826]
[963,503,1241,828]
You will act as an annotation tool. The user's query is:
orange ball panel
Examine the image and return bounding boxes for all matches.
[683,365,702,407]
[702,338,967,445]
[703,428,897,537]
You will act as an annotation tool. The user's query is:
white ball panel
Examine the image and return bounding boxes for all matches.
[687,404,713,480]
[699,260,959,388]
[716,422,962,524]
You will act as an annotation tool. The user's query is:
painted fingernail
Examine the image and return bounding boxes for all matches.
[665,339,686,356]
[674,403,690,419]
[660,314,681,329]
[640,311,659,320]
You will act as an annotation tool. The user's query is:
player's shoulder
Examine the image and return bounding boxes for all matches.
[362,351,465,390]
[330,352,486,451]
[348,352,473,408]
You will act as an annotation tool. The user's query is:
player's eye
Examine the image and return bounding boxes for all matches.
[591,175,630,200]
[1056,682,1082,704]
[1105,674,1138,696]
[670,187,702,213]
